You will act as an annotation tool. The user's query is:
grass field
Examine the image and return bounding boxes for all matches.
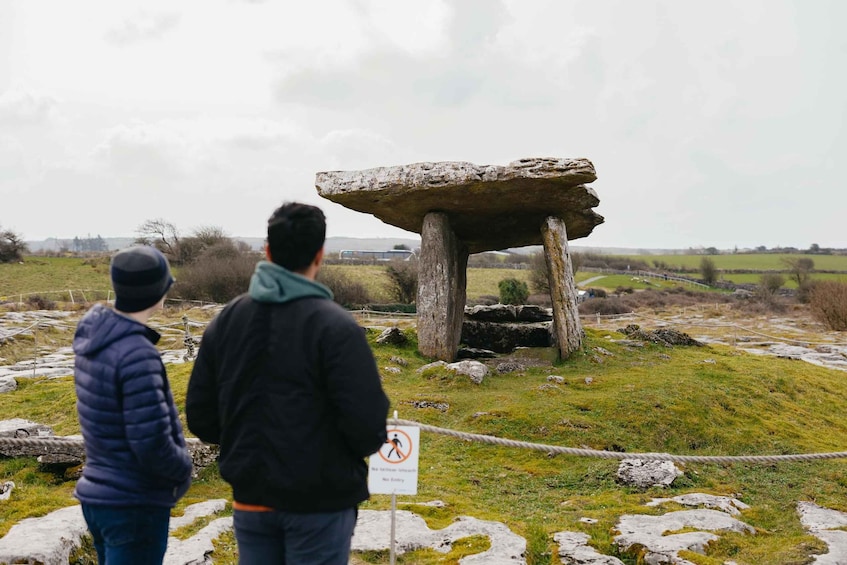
[624,253,847,272]
[3,320,847,563]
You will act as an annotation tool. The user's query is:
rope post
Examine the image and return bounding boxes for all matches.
[68,290,74,305]
[32,324,37,378]
[182,315,196,362]
[390,409,399,565]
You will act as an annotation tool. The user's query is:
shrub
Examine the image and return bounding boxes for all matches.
[26,294,57,310]
[498,278,529,305]
[578,296,632,316]
[317,268,373,307]
[586,287,607,298]
[809,281,847,331]
[0,227,28,263]
[384,260,418,304]
[699,257,718,285]
[171,249,260,303]
[529,253,549,294]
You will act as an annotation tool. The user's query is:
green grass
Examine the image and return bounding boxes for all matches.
[3,322,847,563]
[626,253,847,272]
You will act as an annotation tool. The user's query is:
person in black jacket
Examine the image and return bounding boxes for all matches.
[186,202,390,564]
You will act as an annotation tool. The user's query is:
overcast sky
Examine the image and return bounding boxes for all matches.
[1,0,845,250]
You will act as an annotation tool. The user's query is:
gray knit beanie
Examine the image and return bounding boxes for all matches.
[110,246,175,313]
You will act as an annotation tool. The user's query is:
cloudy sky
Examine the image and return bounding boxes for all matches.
[1,0,845,250]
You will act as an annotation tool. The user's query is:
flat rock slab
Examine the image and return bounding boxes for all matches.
[316,158,603,253]
[352,510,526,564]
[614,509,755,563]
[797,501,847,564]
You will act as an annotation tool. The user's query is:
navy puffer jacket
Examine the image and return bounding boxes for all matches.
[73,304,192,507]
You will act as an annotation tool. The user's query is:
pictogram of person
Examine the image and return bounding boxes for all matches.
[387,433,403,459]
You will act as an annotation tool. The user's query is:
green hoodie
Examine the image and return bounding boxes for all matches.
[248,260,333,304]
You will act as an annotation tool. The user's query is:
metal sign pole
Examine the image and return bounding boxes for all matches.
[390,491,396,565]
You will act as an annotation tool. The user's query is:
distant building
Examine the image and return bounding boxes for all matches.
[338,249,416,261]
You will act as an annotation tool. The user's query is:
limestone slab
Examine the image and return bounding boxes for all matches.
[316,158,603,253]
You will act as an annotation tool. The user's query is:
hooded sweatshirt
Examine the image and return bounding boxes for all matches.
[186,260,390,512]
[73,304,193,507]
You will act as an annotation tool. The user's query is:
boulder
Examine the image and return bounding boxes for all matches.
[376,327,408,346]
[0,377,16,394]
[446,360,488,384]
[616,458,682,489]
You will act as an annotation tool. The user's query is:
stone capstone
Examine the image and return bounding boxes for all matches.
[316,158,603,254]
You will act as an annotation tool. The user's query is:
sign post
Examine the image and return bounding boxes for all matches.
[369,412,419,564]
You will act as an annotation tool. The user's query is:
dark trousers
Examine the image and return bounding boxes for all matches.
[81,504,170,564]
[233,507,357,565]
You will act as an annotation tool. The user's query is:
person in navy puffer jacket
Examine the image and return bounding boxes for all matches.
[73,245,193,564]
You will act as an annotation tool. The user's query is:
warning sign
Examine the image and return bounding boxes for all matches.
[368,425,419,495]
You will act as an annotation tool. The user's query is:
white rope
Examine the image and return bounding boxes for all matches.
[392,419,847,464]
[5,421,847,465]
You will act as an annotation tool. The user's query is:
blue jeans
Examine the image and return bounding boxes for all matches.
[81,504,171,564]
[233,507,357,565]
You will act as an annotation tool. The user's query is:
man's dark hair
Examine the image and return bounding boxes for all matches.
[267,202,326,271]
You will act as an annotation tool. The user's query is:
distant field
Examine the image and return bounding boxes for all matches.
[4,255,847,304]
[2,257,536,303]
[620,253,847,271]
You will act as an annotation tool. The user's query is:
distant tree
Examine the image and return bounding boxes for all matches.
[699,257,718,285]
[809,243,821,254]
[782,257,814,288]
[704,247,719,255]
[782,256,815,302]
[755,245,767,253]
[529,251,582,294]
[135,218,183,264]
[498,278,529,305]
[0,226,28,263]
[385,260,418,304]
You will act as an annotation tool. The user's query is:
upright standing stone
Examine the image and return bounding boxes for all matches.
[417,212,468,361]
[542,216,582,358]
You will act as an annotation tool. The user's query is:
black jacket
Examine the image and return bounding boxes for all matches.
[186,293,390,512]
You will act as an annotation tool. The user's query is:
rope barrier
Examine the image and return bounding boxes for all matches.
[0,321,41,339]
[391,419,847,464]
[5,421,846,465]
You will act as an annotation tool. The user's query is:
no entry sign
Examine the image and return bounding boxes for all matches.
[368,425,420,495]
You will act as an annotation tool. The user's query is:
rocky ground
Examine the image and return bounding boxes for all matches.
[2,306,847,563]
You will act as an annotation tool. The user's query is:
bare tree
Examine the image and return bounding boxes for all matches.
[782,257,815,288]
[135,219,182,264]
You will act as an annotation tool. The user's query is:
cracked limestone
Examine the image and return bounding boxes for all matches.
[352,509,526,564]
[317,157,603,362]
[797,501,847,564]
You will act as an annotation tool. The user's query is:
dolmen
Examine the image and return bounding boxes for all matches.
[316,157,603,362]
